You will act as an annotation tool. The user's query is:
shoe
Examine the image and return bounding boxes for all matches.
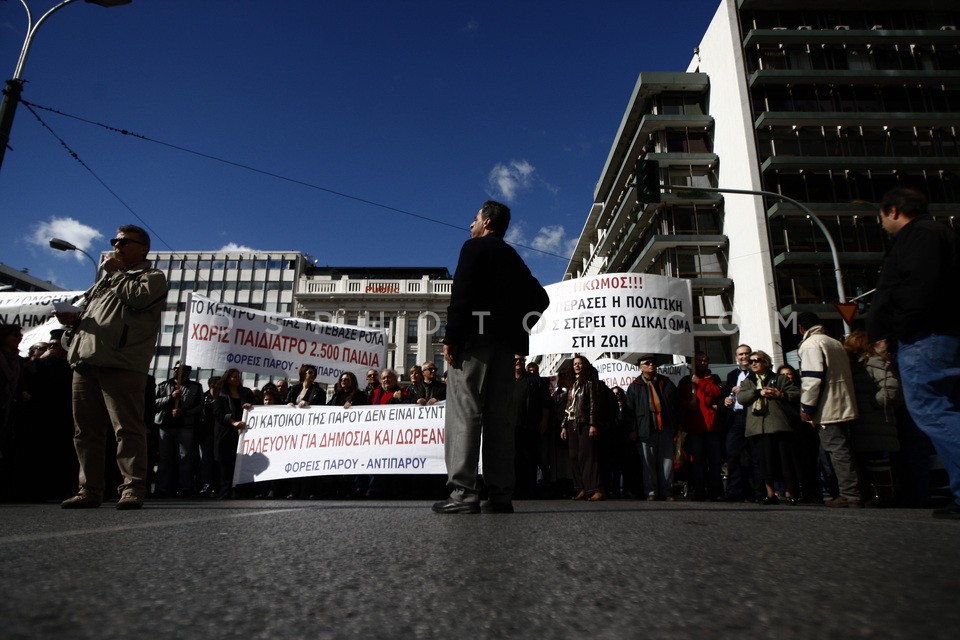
[786,497,800,506]
[932,504,960,520]
[198,484,213,497]
[823,496,863,508]
[482,501,515,514]
[645,495,657,501]
[760,495,780,505]
[665,496,675,502]
[61,493,101,509]
[432,499,480,514]
[588,492,606,502]
[571,490,587,501]
[116,494,144,510]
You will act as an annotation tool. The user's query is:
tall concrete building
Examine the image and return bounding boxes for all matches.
[563,0,959,369]
[0,262,63,293]
[147,250,306,385]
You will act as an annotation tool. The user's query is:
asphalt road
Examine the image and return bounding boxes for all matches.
[1,498,957,639]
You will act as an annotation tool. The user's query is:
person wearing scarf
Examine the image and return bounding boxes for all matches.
[624,354,681,501]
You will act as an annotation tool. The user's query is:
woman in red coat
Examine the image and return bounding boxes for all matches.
[677,352,724,501]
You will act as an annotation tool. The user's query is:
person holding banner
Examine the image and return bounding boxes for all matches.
[433,200,550,514]
[361,368,413,498]
[274,378,290,402]
[410,362,446,406]
[624,355,682,501]
[364,370,379,395]
[284,364,326,500]
[57,225,168,510]
[329,371,368,409]
[214,368,254,499]
[286,364,325,408]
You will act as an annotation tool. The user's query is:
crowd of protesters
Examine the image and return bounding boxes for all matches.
[0,320,949,510]
[0,191,955,517]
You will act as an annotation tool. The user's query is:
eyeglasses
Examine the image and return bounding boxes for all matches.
[424,367,436,372]
[366,374,376,378]
[640,360,655,366]
[339,377,351,382]
[514,357,525,362]
[749,358,765,364]
[110,237,145,247]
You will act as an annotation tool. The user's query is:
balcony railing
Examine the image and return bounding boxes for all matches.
[300,278,452,296]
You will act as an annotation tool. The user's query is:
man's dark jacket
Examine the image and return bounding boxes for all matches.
[868,218,960,344]
[155,378,204,428]
[444,234,549,354]
[623,375,681,442]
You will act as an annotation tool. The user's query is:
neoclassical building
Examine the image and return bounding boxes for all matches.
[295,266,452,379]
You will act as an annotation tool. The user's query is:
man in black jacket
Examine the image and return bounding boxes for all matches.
[433,201,550,514]
[868,186,960,520]
[154,362,204,498]
[721,344,762,502]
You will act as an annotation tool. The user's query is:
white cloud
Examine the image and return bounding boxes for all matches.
[218,243,257,253]
[505,221,577,259]
[28,217,104,263]
[487,159,536,203]
[504,223,526,247]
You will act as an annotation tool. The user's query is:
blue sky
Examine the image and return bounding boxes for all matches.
[1,0,720,291]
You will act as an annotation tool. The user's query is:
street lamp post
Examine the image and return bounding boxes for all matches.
[49,237,99,282]
[0,0,132,173]
[662,184,853,335]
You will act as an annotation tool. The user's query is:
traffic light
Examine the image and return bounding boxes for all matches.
[636,158,661,204]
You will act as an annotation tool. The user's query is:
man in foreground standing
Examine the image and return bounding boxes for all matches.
[57,225,168,510]
[868,187,960,520]
[433,201,549,514]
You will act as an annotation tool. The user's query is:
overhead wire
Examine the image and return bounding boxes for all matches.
[22,101,171,252]
[20,99,572,261]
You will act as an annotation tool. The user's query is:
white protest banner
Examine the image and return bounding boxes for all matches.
[593,358,641,389]
[182,293,387,384]
[594,357,690,389]
[0,291,84,357]
[233,402,446,485]
[657,362,691,387]
[528,273,694,358]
